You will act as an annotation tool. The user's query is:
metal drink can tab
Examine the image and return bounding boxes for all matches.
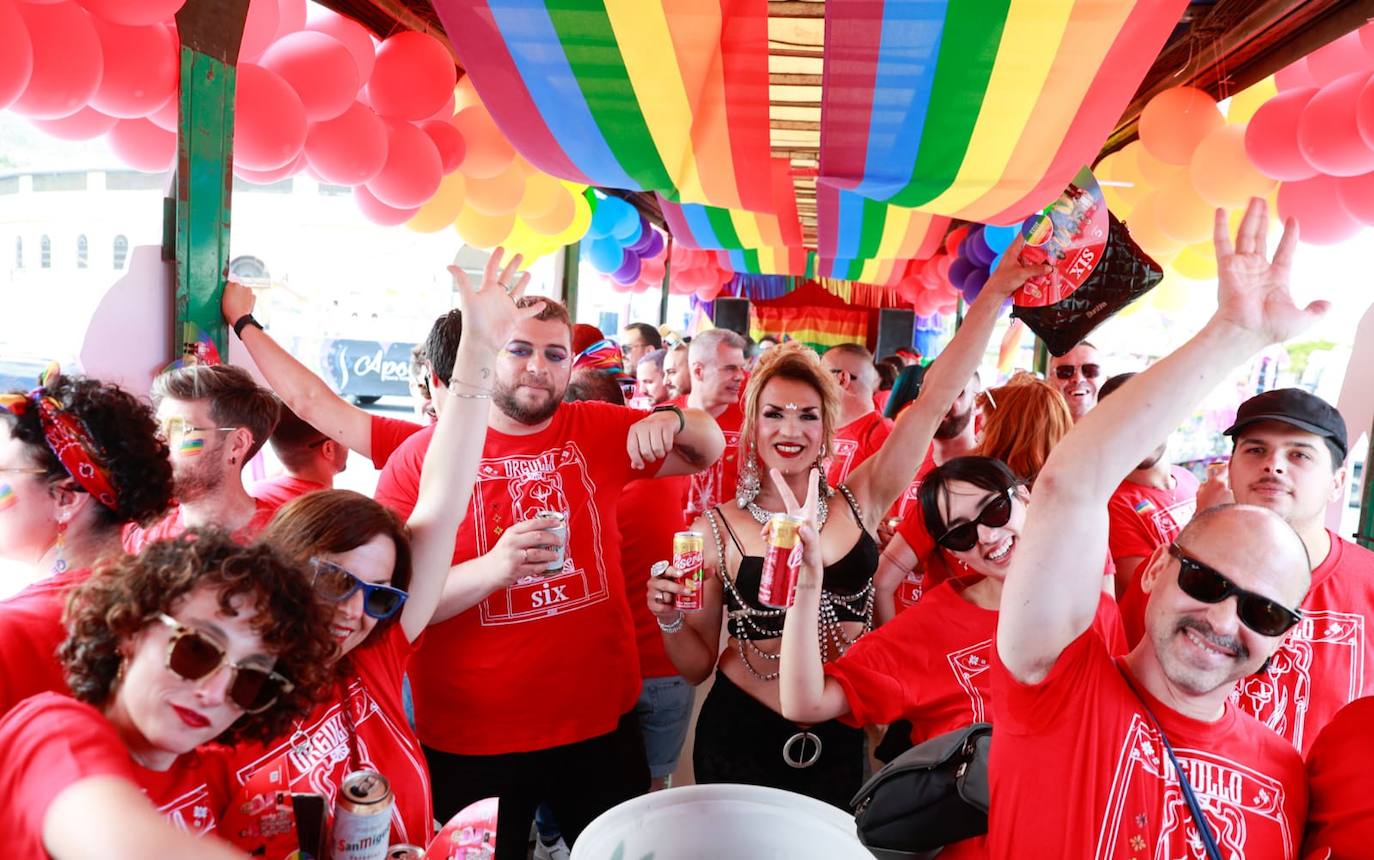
[758,514,804,608]
[332,770,394,860]
[535,510,567,574]
[672,531,706,611]
[386,847,425,860]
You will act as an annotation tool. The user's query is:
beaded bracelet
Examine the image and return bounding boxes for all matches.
[657,612,686,634]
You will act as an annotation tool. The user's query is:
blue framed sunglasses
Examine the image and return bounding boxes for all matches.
[311,559,408,621]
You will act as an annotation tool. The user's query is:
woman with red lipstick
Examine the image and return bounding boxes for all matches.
[0,529,335,859]
[646,243,1052,806]
[227,249,536,852]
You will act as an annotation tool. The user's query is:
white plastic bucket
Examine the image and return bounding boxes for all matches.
[570,783,871,859]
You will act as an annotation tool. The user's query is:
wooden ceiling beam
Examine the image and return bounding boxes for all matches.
[768,1,827,19]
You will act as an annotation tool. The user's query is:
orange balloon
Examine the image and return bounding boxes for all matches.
[1133,140,1187,188]
[518,172,564,221]
[465,164,526,216]
[407,171,467,233]
[1124,192,1186,259]
[454,206,515,249]
[1096,149,1140,219]
[1188,126,1278,210]
[526,188,576,236]
[1139,86,1225,165]
[1154,171,1215,244]
[454,75,482,112]
[453,106,515,179]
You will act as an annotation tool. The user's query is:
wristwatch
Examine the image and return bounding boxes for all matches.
[651,403,685,433]
[232,313,263,339]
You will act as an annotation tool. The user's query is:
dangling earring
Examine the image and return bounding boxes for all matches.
[52,519,68,574]
[736,443,761,508]
[815,456,833,499]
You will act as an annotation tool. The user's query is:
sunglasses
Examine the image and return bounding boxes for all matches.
[1053,363,1101,380]
[312,559,408,621]
[1168,545,1302,637]
[157,416,239,442]
[153,614,294,714]
[936,487,1015,552]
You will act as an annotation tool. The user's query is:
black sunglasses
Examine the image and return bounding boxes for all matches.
[1053,363,1101,380]
[153,614,294,714]
[1168,544,1302,637]
[936,487,1014,552]
[312,559,408,621]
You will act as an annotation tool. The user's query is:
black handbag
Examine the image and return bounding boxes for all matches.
[850,722,992,860]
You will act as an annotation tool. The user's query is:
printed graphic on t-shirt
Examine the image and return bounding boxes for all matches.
[687,430,740,518]
[893,478,922,521]
[471,443,610,626]
[1096,715,1294,859]
[829,437,861,484]
[1146,496,1196,543]
[1232,610,1365,751]
[896,569,925,608]
[947,640,993,723]
[156,784,219,835]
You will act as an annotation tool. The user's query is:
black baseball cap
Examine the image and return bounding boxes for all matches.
[1223,388,1348,463]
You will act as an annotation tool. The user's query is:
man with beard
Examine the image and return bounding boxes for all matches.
[683,328,748,520]
[375,294,723,858]
[1099,372,1200,599]
[990,201,1319,857]
[663,342,692,403]
[635,349,670,406]
[821,343,892,485]
[122,364,280,553]
[1048,340,1102,422]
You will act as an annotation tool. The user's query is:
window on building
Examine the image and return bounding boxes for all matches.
[77,234,88,269]
[14,236,21,269]
[113,235,129,270]
[40,235,51,269]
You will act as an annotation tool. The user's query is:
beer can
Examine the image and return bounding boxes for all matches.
[386,847,424,860]
[332,770,394,860]
[758,514,804,609]
[672,531,706,611]
[535,509,567,574]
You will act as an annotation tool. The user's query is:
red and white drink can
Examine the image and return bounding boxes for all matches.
[672,531,705,611]
[758,514,804,609]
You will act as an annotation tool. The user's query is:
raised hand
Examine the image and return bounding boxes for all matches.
[221,279,256,325]
[980,236,1053,301]
[448,247,542,354]
[1213,197,1329,345]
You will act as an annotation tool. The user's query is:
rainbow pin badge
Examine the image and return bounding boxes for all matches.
[1134,499,1156,515]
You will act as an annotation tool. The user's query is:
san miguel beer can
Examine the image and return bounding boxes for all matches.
[331,770,394,860]
[386,847,425,860]
[758,514,804,609]
[535,509,567,573]
[672,531,706,611]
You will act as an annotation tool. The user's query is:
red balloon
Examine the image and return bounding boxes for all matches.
[1274,59,1316,92]
[91,19,177,118]
[238,0,279,63]
[896,275,922,304]
[109,117,175,172]
[1305,31,1372,86]
[304,6,375,82]
[12,2,103,120]
[275,0,305,34]
[147,95,177,131]
[421,119,466,174]
[1362,21,1374,61]
[1245,88,1320,181]
[367,31,456,121]
[1337,172,1374,227]
[260,31,358,121]
[354,185,418,226]
[1277,176,1363,245]
[74,0,184,26]
[0,0,34,112]
[426,91,456,124]
[943,225,969,257]
[304,100,387,186]
[234,151,304,184]
[365,119,442,208]
[1358,74,1374,151]
[1297,71,1374,176]
[32,105,116,140]
[234,64,306,171]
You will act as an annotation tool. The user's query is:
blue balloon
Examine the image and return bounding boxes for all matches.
[610,201,641,242]
[611,251,642,285]
[983,224,1018,253]
[989,250,1005,272]
[627,221,655,253]
[587,236,624,273]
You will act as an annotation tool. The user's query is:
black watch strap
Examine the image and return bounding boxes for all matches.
[232,313,263,339]
[652,403,685,433]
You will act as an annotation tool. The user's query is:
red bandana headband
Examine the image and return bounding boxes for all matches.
[0,365,120,510]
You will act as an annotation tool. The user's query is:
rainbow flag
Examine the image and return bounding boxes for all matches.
[749,282,868,352]
[816,184,948,284]
[657,159,804,253]
[180,437,206,455]
[1134,499,1157,515]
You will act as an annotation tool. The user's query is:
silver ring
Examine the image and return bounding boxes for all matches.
[500,280,514,294]
[782,731,823,769]
[522,547,529,562]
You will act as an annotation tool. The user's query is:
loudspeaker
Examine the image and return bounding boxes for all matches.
[713,297,750,338]
[875,308,915,361]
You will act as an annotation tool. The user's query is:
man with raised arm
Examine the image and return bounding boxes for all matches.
[990,200,1326,858]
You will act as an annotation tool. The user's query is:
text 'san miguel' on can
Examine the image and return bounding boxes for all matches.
[332,770,394,860]
[386,846,425,860]
[671,531,706,611]
[535,509,567,574]
[758,514,805,609]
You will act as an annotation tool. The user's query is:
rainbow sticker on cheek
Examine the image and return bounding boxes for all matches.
[179,437,206,456]
[0,484,17,512]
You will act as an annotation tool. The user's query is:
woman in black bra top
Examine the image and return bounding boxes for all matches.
[647,245,1049,806]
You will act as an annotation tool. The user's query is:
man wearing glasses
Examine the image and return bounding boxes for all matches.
[620,322,662,375]
[989,201,1318,857]
[1047,341,1101,422]
[123,364,281,554]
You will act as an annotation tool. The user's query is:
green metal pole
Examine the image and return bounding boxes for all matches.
[658,237,672,325]
[1357,431,1374,550]
[562,241,580,318]
[1033,337,1049,377]
[171,0,249,363]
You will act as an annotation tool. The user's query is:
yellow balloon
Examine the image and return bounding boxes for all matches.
[407,172,467,233]
[1172,240,1219,281]
[1124,192,1185,259]
[551,192,592,246]
[454,75,482,112]
[1149,276,1192,313]
[1226,76,1277,125]
[465,164,527,216]
[455,207,515,250]
[519,173,565,221]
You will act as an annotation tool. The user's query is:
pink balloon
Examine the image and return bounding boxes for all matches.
[91,19,177,118]
[354,185,418,226]
[148,95,177,131]
[109,117,176,172]
[367,31,456,121]
[12,2,102,119]
[1245,87,1320,181]
[1277,176,1362,245]
[31,105,116,140]
[1274,59,1316,92]
[304,6,375,83]
[1359,74,1374,150]
[234,151,304,184]
[0,0,34,112]
[233,63,306,171]
[238,0,279,63]
[259,31,358,121]
[1362,21,1374,60]
[421,119,466,174]
[274,0,304,34]
[1305,31,1372,86]
[1337,172,1374,227]
[1297,71,1374,177]
[303,100,387,185]
[365,119,442,208]
[74,0,184,27]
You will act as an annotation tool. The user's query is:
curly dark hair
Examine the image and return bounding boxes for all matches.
[59,528,337,745]
[2,374,173,527]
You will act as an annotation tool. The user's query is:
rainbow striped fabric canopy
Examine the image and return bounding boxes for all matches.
[433,0,1187,284]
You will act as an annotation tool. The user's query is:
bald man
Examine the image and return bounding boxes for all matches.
[821,343,892,485]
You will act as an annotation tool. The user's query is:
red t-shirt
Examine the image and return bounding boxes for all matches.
[248,474,326,514]
[370,414,423,470]
[1304,696,1374,858]
[684,402,743,524]
[227,624,431,851]
[121,498,277,555]
[890,450,960,611]
[1106,466,1199,563]
[374,401,646,755]
[135,744,235,836]
[826,410,893,486]
[618,475,690,680]
[0,567,92,718]
[989,630,1308,859]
